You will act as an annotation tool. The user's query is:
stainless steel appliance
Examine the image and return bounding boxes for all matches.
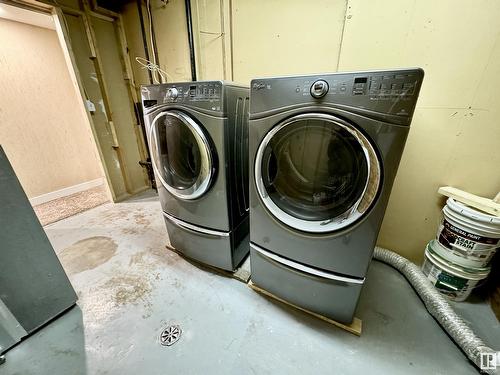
[249,69,424,323]
[141,81,250,271]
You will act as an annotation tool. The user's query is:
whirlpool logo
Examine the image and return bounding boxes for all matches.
[252,82,271,90]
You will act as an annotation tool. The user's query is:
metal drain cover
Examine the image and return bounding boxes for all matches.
[159,325,182,346]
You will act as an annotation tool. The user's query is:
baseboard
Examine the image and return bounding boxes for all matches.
[113,185,151,202]
[29,177,105,206]
[130,185,151,195]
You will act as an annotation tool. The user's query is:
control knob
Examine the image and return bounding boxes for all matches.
[310,80,329,98]
[166,87,178,100]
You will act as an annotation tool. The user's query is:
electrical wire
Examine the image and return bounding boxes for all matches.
[135,56,173,84]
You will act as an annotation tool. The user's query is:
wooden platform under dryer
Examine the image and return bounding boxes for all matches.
[248,280,363,336]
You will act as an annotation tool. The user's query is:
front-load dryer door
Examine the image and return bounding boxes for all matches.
[150,110,216,200]
[255,113,381,233]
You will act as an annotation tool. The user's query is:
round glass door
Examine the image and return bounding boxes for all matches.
[255,113,381,233]
[150,110,216,200]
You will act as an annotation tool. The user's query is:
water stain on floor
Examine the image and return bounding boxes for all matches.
[133,212,151,226]
[59,236,117,275]
[121,227,141,235]
[88,207,133,225]
[101,275,152,306]
[128,246,179,268]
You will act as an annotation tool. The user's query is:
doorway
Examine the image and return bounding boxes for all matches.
[0,1,152,225]
[0,3,110,225]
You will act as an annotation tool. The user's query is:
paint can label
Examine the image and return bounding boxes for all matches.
[422,260,474,301]
[437,219,499,262]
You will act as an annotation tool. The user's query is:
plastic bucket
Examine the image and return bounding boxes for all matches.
[436,198,500,267]
[422,240,490,301]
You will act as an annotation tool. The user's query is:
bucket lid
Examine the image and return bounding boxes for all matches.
[426,240,491,279]
[443,205,500,237]
[446,198,500,226]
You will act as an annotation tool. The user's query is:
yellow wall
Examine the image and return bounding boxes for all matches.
[150,0,192,82]
[338,0,500,262]
[132,0,500,262]
[190,0,231,80]
[122,0,191,85]
[0,18,104,199]
[121,2,153,92]
[231,0,346,83]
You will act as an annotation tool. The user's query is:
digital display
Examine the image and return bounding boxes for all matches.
[143,100,157,108]
[354,77,368,84]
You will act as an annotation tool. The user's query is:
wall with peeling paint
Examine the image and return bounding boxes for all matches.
[125,0,500,262]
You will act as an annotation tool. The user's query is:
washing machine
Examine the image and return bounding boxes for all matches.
[249,69,424,323]
[141,81,250,271]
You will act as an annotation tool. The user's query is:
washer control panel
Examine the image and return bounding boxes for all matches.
[141,81,224,112]
[163,83,221,102]
[165,82,222,110]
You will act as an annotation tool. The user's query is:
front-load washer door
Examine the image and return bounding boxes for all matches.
[255,113,381,233]
[150,110,216,200]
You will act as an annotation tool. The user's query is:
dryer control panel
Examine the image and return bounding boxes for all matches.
[250,68,424,125]
[304,73,417,99]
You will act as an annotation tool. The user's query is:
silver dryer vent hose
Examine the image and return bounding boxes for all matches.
[373,246,498,374]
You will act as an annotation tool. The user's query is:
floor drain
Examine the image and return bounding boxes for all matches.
[159,325,182,346]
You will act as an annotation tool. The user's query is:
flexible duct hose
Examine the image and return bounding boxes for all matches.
[373,246,499,374]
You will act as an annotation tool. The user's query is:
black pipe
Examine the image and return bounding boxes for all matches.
[185,0,197,81]
[149,2,161,77]
[137,0,153,84]
[136,0,155,188]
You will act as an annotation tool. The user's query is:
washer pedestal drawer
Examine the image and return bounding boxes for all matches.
[164,212,248,271]
[250,243,364,324]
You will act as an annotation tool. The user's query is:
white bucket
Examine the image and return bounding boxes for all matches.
[436,198,500,267]
[422,240,490,301]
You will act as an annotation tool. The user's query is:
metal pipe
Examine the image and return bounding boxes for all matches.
[373,246,499,374]
[148,1,161,81]
[135,1,155,188]
[184,0,197,81]
[219,0,226,80]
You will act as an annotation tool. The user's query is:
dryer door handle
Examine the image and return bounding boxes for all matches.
[250,243,365,285]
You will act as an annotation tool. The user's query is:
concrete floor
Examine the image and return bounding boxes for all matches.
[1,190,498,374]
